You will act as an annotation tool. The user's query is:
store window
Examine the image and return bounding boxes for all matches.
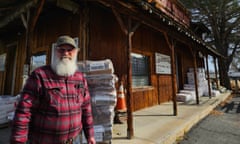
[0,53,6,71]
[30,52,46,72]
[131,53,150,87]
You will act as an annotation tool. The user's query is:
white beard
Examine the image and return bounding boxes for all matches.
[51,54,78,77]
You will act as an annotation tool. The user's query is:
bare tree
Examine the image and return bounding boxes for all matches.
[180,0,240,89]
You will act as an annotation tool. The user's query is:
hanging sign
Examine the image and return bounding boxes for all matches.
[155,53,171,74]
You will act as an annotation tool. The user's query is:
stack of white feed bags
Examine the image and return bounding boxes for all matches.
[0,95,20,125]
[177,68,208,102]
[78,59,118,144]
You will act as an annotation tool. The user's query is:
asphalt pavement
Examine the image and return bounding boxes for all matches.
[112,91,231,144]
[176,94,240,144]
[0,124,11,144]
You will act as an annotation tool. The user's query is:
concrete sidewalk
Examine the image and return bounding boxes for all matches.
[112,91,232,144]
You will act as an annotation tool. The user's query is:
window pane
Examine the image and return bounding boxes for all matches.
[131,53,150,87]
[30,53,46,72]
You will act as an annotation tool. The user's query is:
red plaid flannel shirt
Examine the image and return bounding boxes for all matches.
[11,65,94,144]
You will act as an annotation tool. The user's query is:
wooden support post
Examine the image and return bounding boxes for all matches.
[234,78,239,93]
[24,10,30,66]
[112,8,128,35]
[25,0,45,73]
[29,0,45,32]
[79,5,89,60]
[205,54,212,98]
[171,41,177,116]
[164,32,177,116]
[126,17,134,139]
[190,47,199,104]
[0,0,38,28]
[112,8,140,139]
[213,57,219,89]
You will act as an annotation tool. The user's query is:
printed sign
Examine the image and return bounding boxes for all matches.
[155,53,171,74]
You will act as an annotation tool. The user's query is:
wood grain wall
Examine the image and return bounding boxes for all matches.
[88,5,127,79]
[11,10,81,95]
[0,3,205,112]
[0,43,8,95]
[132,25,173,108]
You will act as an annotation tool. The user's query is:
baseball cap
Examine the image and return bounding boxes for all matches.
[56,35,77,48]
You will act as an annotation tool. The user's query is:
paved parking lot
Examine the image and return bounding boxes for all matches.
[177,95,240,144]
[0,124,11,144]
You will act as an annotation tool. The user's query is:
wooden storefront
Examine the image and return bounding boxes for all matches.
[0,0,221,114]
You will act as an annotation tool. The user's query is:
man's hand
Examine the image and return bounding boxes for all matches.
[88,137,96,144]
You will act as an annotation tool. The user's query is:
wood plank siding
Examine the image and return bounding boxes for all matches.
[158,75,173,102]
[148,0,190,27]
[0,0,222,113]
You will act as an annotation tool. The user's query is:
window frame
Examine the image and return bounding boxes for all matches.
[131,52,151,88]
[30,51,47,72]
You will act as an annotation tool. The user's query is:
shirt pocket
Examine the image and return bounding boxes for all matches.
[45,86,63,106]
[74,81,85,104]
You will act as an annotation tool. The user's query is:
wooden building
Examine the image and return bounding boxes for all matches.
[0,0,222,137]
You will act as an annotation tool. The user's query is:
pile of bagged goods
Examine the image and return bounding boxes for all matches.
[78,59,118,144]
[0,95,20,127]
[177,67,221,102]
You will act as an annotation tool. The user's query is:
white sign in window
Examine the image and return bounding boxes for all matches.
[30,53,46,72]
[0,53,6,71]
[155,53,171,74]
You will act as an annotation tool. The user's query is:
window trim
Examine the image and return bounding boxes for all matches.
[131,52,151,88]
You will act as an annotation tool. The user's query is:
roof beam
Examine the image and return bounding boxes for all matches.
[0,0,38,28]
[29,0,45,32]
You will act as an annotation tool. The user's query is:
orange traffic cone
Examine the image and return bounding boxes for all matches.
[116,82,127,112]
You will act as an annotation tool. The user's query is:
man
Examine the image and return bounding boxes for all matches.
[11,35,96,144]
